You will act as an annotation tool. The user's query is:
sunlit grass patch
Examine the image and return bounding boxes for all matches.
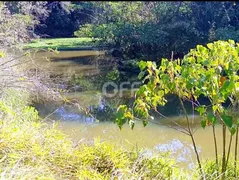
[24,37,101,50]
[0,118,187,179]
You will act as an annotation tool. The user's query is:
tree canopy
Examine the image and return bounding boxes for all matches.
[73,1,239,60]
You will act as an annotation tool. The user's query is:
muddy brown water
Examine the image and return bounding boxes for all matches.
[33,50,238,169]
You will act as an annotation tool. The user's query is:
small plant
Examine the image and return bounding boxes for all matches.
[115,40,239,179]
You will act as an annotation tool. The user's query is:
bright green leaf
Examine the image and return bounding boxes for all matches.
[201,119,206,129]
[207,112,217,125]
[138,61,147,70]
[221,114,233,128]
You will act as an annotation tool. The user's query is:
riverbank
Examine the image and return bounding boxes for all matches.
[20,39,239,179]
[0,89,184,179]
[24,37,107,51]
[1,89,238,179]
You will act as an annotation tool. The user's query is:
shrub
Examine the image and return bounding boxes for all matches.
[74,24,94,38]
[200,158,239,180]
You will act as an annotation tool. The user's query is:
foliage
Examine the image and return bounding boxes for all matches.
[116,39,239,134]
[0,118,186,179]
[201,158,239,180]
[0,89,38,122]
[0,83,237,180]
[0,1,48,47]
[2,1,239,179]
[74,24,94,38]
[106,68,120,82]
[115,40,239,177]
[35,2,95,38]
[132,154,183,179]
[215,26,239,42]
[0,1,61,104]
[0,89,186,179]
[75,2,239,60]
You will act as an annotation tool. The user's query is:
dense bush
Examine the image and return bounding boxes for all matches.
[75,2,239,60]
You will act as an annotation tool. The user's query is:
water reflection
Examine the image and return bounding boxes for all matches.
[154,139,199,169]
[34,50,237,170]
[54,106,95,123]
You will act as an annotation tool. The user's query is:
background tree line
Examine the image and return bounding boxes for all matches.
[32,1,239,60]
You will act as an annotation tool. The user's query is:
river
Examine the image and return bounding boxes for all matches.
[32,49,237,169]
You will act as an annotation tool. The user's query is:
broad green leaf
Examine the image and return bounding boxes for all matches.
[195,105,206,116]
[229,125,237,135]
[136,85,147,97]
[115,105,133,130]
[138,61,147,70]
[201,119,206,129]
[207,43,213,49]
[146,61,153,68]
[207,112,217,125]
[221,114,233,128]
[157,90,164,97]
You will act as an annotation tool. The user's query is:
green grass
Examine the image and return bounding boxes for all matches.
[0,89,186,179]
[0,90,238,179]
[24,37,102,50]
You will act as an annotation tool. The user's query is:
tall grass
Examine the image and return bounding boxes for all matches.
[0,89,187,179]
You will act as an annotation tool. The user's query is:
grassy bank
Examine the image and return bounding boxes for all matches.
[24,37,103,50]
[0,121,184,179]
[0,90,238,179]
[0,89,186,179]
[0,89,239,180]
